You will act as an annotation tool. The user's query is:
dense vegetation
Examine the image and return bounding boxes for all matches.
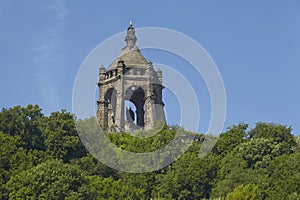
[0,105,299,199]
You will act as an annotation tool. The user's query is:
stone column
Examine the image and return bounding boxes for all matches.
[114,91,124,131]
[135,102,145,127]
[144,85,155,130]
[97,100,106,128]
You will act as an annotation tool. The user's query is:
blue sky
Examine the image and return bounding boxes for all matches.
[0,1,299,134]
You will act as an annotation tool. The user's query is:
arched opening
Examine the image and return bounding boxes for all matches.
[124,86,145,128]
[124,100,136,123]
[104,88,117,127]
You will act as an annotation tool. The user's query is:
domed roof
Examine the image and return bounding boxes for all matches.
[108,49,148,69]
[107,22,149,69]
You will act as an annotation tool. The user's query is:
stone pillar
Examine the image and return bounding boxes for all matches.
[97,100,106,128]
[157,69,162,85]
[114,91,124,131]
[113,60,125,131]
[135,102,145,127]
[144,85,155,130]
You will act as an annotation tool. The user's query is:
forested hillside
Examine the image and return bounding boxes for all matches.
[0,105,299,199]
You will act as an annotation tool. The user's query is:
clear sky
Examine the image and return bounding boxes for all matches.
[0,1,299,134]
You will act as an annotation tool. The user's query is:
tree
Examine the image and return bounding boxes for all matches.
[262,152,300,199]
[6,160,89,199]
[154,152,219,199]
[41,110,87,162]
[83,176,146,199]
[0,104,45,151]
[248,122,295,145]
[2,105,300,199]
[211,123,299,199]
[225,183,263,200]
[0,132,21,199]
[70,154,118,179]
[212,123,248,157]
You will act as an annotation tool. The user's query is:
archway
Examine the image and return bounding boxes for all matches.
[124,86,145,128]
[104,88,117,127]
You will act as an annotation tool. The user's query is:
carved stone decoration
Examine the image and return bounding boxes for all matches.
[96,22,165,132]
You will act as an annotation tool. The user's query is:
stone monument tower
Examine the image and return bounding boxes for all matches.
[97,22,165,132]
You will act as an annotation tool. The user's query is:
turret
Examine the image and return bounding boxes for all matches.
[157,68,163,85]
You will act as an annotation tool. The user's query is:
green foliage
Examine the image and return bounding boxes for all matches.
[71,154,118,178]
[41,110,87,162]
[108,123,177,153]
[225,183,263,200]
[0,105,87,199]
[0,104,44,150]
[0,132,20,199]
[1,105,299,199]
[6,160,89,199]
[83,176,146,199]
[154,154,219,199]
[261,151,300,199]
[213,123,248,157]
[249,122,295,144]
[211,123,298,199]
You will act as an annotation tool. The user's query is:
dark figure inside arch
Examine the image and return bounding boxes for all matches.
[126,107,135,122]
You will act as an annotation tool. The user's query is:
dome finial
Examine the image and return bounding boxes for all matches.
[124,21,137,50]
